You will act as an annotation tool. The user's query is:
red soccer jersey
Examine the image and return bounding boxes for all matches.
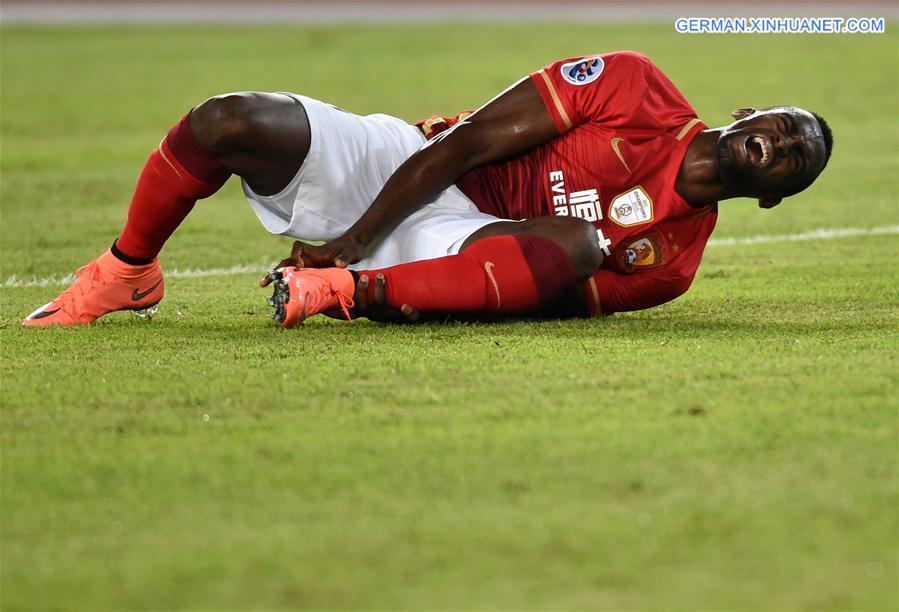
[433,51,718,316]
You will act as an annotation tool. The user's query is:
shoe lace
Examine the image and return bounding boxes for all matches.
[333,291,354,323]
[307,272,354,322]
[54,261,104,316]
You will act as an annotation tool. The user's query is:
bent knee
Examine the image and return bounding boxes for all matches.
[190,92,295,156]
[461,216,604,280]
[558,218,605,280]
[190,93,262,155]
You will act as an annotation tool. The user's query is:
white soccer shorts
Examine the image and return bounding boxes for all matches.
[241,93,504,270]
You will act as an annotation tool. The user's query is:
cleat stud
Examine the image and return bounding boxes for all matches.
[133,303,159,321]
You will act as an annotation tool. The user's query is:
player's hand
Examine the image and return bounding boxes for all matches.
[325,273,421,323]
[259,236,366,287]
[299,235,366,269]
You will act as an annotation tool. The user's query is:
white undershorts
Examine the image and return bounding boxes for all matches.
[241,93,504,270]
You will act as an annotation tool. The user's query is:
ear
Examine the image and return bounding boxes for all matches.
[731,107,757,121]
[758,195,782,209]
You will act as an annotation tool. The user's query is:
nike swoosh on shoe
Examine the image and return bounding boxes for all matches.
[132,280,162,301]
[26,305,60,320]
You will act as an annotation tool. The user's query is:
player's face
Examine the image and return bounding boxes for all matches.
[715,107,827,200]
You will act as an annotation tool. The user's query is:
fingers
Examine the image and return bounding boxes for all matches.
[261,238,351,287]
[260,269,279,288]
[296,244,317,268]
[400,304,421,322]
[339,272,422,323]
[299,249,342,269]
[260,255,299,287]
[289,241,306,267]
[293,237,363,269]
[373,276,420,323]
[373,274,386,305]
[296,242,332,268]
[355,274,369,312]
[260,261,288,287]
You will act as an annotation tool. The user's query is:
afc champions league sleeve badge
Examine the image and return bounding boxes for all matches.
[561,57,604,86]
[609,187,654,227]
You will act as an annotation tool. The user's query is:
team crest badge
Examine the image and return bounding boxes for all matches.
[617,233,666,272]
[561,57,604,86]
[609,186,654,227]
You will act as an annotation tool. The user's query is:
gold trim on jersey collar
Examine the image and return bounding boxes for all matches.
[675,118,702,141]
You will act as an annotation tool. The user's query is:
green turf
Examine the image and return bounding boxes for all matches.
[1,23,897,610]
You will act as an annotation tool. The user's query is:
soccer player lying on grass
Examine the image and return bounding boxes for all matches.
[23,52,832,326]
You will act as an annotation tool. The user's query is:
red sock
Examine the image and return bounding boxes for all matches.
[357,235,576,314]
[114,113,230,262]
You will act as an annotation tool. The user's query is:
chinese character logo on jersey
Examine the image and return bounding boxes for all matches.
[548,170,602,222]
[561,57,604,86]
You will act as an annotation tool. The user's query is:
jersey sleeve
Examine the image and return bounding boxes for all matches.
[581,266,696,316]
[529,51,698,135]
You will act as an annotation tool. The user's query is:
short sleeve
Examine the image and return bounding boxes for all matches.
[529,51,698,135]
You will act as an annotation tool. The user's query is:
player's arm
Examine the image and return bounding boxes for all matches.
[573,267,696,317]
[274,77,559,273]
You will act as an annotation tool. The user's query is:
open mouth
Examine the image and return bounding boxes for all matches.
[745,134,770,167]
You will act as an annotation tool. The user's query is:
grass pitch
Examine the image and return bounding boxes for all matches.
[1,23,897,610]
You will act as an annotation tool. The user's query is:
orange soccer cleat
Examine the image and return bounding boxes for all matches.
[23,250,164,327]
[267,266,355,328]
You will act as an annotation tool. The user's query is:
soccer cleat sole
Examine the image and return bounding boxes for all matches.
[267,270,310,328]
[267,270,289,325]
[132,303,159,320]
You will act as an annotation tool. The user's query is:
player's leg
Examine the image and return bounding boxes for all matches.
[24,93,310,326]
[267,216,603,326]
[458,216,605,280]
[189,92,310,197]
[114,92,310,262]
[354,216,603,316]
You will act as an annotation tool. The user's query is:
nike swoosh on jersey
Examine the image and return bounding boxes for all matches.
[132,280,162,301]
[611,137,632,173]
